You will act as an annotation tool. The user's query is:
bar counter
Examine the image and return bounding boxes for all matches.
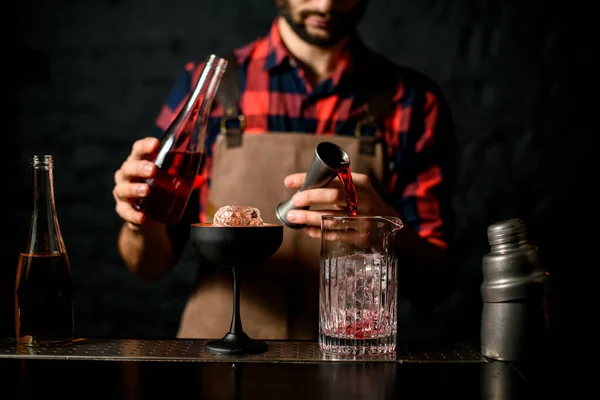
[0,337,556,399]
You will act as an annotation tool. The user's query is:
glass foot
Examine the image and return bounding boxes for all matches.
[204,332,268,355]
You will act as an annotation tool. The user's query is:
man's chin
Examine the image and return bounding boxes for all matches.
[301,29,339,47]
[286,20,345,48]
[306,33,332,44]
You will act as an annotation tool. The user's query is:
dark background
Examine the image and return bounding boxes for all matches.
[3,0,587,344]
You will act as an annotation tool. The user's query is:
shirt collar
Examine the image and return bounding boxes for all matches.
[263,19,290,71]
[263,18,366,90]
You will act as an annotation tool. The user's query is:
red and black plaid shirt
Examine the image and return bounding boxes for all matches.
[154,19,455,249]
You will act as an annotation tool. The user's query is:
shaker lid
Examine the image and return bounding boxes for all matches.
[487,218,527,246]
[481,218,548,302]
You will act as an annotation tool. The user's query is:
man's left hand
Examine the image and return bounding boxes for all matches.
[282,172,399,238]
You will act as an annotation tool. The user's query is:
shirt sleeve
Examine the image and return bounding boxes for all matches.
[153,62,201,136]
[387,83,456,249]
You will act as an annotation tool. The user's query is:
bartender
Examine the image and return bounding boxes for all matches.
[112,0,456,340]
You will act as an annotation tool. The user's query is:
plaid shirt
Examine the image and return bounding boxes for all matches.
[154,19,455,249]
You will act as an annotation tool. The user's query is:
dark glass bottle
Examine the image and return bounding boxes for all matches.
[133,54,228,224]
[15,155,74,346]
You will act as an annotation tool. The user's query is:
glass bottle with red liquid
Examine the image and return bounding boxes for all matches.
[133,54,228,224]
[16,155,74,347]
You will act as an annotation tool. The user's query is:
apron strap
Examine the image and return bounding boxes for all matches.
[216,52,245,148]
[215,50,396,155]
[352,45,400,156]
[355,88,394,156]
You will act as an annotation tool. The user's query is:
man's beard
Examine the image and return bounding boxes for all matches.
[275,0,368,48]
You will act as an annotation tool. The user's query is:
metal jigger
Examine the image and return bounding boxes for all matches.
[276,142,350,229]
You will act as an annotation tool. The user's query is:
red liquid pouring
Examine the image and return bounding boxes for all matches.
[334,165,358,216]
[133,151,202,225]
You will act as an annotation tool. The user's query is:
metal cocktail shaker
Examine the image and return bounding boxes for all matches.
[480,218,549,361]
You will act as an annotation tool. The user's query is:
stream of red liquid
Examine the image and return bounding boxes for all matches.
[335,165,358,216]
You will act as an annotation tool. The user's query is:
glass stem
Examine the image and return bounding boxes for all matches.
[228,267,243,335]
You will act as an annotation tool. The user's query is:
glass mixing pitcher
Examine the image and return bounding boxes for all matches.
[318,215,404,356]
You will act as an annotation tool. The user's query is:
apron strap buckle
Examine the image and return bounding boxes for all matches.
[354,116,380,156]
[220,108,246,148]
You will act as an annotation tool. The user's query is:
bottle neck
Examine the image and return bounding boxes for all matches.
[32,156,56,213]
[26,155,64,254]
[194,55,228,145]
[156,54,228,163]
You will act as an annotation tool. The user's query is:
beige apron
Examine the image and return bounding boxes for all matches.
[176,53,395,340]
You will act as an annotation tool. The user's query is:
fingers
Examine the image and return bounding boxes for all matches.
[283,172,370,210]
[128,137,160,161]
[112,179,149,201]
[285,209,346,227]
[291,188,345,209]
[112,176,150,224]
[302,224,370,245]
[116,137,159,185]
[113,137,159,225]
[284,173,344,189]
[284,173,306,189]
[303,226,322,239]
[113,137,158,198]
[113,157,155,204]
[288,187,377,215]
[283,172,384,221]
[114,159,156,185]
[285,171,370,189]
[114,198,147,225]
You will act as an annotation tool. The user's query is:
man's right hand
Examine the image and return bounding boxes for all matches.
[114,137,176,280]
[112,137,159,227]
